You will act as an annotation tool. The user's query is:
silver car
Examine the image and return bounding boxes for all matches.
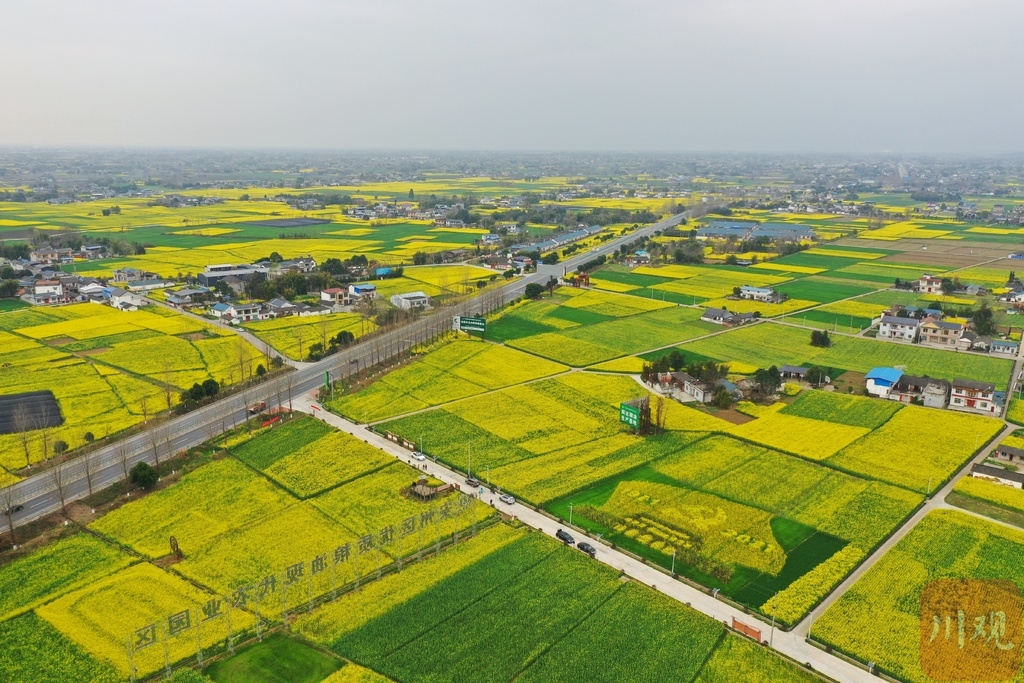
[499,494,515,505]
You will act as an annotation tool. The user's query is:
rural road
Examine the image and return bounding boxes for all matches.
[3,209,696,530]
[296,393,867,683]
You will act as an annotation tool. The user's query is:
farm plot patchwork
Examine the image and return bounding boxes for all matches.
[328,340,567,422]
[815,509,1024,683]
[90,458,295,558]
[0,304,262,473]
[558,432,921,623]
[379,372,696,503]
[507,305,720,366]
[827,405,1002,492]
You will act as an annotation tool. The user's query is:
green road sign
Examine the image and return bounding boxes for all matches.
[619,403,641,428]
[453,316,487,333]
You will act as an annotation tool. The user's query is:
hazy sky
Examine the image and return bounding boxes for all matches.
[2,0,1021,153]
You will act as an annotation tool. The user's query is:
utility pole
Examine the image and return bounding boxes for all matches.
[671,548,676,575]
[770,592,778,648]
[568,503,573,527]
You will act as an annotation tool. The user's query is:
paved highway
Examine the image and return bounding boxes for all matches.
[3,210,695,530]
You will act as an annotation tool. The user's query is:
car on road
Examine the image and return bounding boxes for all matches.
[499,493,515,505]
[556,529,575,545]
[465,477,482,488]
[578,542,597,558]
[411,451,426,461]
[2,504,24,516]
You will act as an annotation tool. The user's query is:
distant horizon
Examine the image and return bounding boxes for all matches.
[1,145,1023,160]
[2,1,1022,153]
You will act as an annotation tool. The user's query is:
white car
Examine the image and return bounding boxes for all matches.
[499,494,515,505]
[412,451,426,461]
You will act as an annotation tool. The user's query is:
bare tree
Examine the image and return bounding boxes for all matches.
[162,362,175,411]
[48,461,71,517]
[0,485,19,546]
[286,372,295,412]
[318,314,330,352]
[140,395,149,424]
[147,426,162,471]
[32,403,53,462]
[162,427,175,468]
[296,329,305,363]
[81,450,98,498]
[117,440,132,487]
[12,404,33,468]
[235,338,251,383]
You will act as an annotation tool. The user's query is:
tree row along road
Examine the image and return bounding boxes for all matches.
[5,210,693,529]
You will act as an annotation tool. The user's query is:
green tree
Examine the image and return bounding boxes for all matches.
[940,278,955,295]
[201,379,219,396]
[754,366,782,395]
[810,330,832,348]
[806,365,827,386]
[53,440,68,456]
[129,462,159,489]
[668,349,685,371]
[524,283,544,299]
[713,389,733,409]
[413,252,429,266]
[972,303,996,336]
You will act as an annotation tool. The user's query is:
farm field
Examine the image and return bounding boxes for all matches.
[328,339,567,422]
[296,526,818,683]
[950,475,1024,518]
[487,289,720,366]
[814,509,1024,683]
[550,428,922,624]
[679,322,1014,389]
[243,313,372,362]
[378,371,731,503]
[0,303,262,475]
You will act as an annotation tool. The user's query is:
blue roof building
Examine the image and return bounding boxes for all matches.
[865,367,904,398]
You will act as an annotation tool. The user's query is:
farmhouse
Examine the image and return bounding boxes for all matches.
[920,320,963,347]
[700,307,732,325]
[970,463,1024,488]
[890,375,949,409]
[991,339,1019,355]
[348,283,377,300]
[696,220,756,241]
[113,267,160,283]
[865,367,903,399]
[738,286,776,302]
[390,291,431,310]
[949,378,998,414]
[877,315,920,342]
[29,279,69,305]
[210,302,265,324]
[197,263,268,287]
[126,279,176,292]
[108,287,146,311]
[320,288,351,306]
[779,365,810,381]
[919,274,943,295]
[992,444,1024,462]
